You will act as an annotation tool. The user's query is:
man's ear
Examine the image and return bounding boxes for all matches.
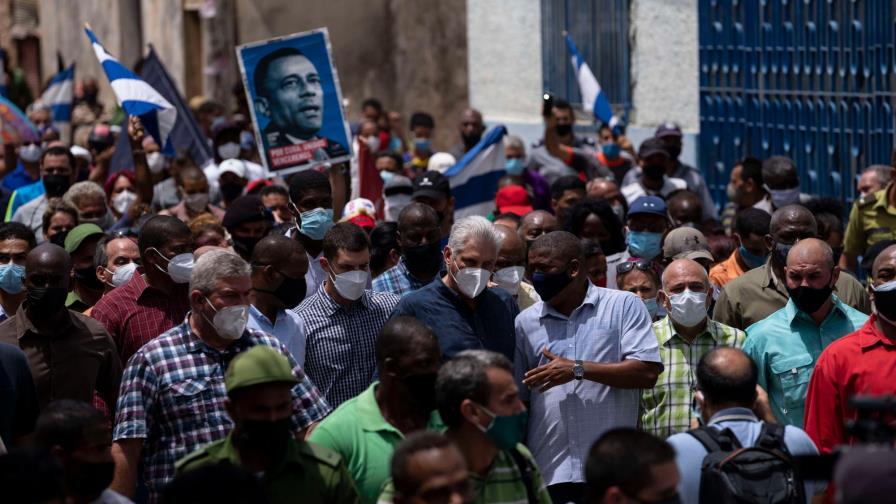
[830,266,841,287]
[657,289,670,310]
[254,97,270,118]
[732,233,743,249]
[320,257,331,275]
[96,265,109,286]
[764,234,774,250]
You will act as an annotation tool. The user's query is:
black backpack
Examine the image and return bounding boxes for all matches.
[688,422,805,504]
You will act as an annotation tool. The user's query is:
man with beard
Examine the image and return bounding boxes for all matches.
[448,108,486,160]
[373,203,442,298]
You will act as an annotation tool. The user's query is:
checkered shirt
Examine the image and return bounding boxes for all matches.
[294,284,400,407]
[371,259,432,298]
[640,315,745,438]
[112,316,331,502]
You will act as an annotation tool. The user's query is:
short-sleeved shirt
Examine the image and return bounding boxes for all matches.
[843,183,896,258]
[708,249,747,288]
[622,161,719,220]
[514,284,662,485]
[248,305,307,365]
[804,316,896,453]
[372,259,434,298]
[640,316,745,439]
[0,304,122,410]
[113,318,330,502]
[10,193,47,242]
[176,433,360,504]
[621,177,687,205]
[0,341,38,446]
[308,382,443,504]
[743,296,868,427]
[91,273,192,364]
[391,280,519,361]
[713,260,870,331]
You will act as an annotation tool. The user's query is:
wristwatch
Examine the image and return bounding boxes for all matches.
[573,360,584,380]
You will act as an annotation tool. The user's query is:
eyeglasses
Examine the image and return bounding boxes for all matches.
[616,260,653,275]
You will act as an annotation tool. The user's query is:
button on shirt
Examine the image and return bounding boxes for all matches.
[295,285,400,407]
[248,305,307,365]
[113,318,331,503]
[743,296,868,428]
[514,285,662,485]
[804,316,896,453]
[391,280,519,361]
[371,259,434,298]
[640,316,745,439]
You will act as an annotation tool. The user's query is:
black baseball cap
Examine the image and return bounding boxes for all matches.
[412,170,451,201]
[638,137,670,159]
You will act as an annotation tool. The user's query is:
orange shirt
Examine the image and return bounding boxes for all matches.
[709,250,746,287]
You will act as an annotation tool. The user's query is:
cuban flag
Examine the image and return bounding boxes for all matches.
[445,125,507,218]
[85,27,176,155]
[40,65,74,138]
[564,32,620,130]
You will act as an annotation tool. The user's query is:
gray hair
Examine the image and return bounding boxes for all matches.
[447,215,502,255]
[863,164,893,186]
[505,135,525,152]
[435,349,513,429]
[63,181,106,210]
[190,249,251,294]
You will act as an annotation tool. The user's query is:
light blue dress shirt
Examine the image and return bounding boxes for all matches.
[247,304,307,366]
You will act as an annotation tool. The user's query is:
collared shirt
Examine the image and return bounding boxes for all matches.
[113,317,330,503]
[392,280,519,361]
[640,316,745,439]
[305,251,327,303]
[0,304,122,409]
[743,296,868,427]
[10,193,47,242]
[308,382,443,504]
[620,176,688,205]
[843,182,896,258]
[91,273,192,364]
[0,341,38,447]
[372,259,434,298]
[248,304,307,365]
[666,407,821,504]
[708,249,747,288]
[294,284,400,407]
[622,161,719,220]
[514,284,662,485]
[158,200,225,223]
[804,316,896,453]
[176,432,360,504]
[713,260,870,331]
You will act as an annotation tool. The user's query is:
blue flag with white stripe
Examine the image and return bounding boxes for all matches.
[85,27,176,155]
[444,125,507,218]
[40,65,74,138]
[564,33,618,129]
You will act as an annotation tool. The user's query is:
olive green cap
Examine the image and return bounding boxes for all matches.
[225,345,298,394]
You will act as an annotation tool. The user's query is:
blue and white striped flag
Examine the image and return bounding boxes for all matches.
[564,33,619,130]
[40,65,74,137]
[85,27,176,155]
[444,125,507,218]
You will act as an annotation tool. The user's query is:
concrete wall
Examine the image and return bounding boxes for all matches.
[140,0,184,95]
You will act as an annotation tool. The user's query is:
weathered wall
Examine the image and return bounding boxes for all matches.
[140,0,184,95]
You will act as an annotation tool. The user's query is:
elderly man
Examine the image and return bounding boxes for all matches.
[715,205,869,331]
[493,224,540,310]
[743,238,868,427]
[640,259,745,438]
[515,231,662,503]
[10,146,77,241]
[842,164,896,273]
[391,216,518,360]
[0,243,121,409]
[63,223,106,312]
[857,164,892,201]
[62,181,113,229]
[373,203,442,298]
[605,196,670,290]
[518,210,558,248]
[0,222,36,321]
[110,250,330,502]
[804,243,896,453]
[295,223,400,406]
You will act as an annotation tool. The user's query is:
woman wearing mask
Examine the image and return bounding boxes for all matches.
[616,259,662,321]
[504,135,550,210]
[104,171,138,220]
[566,198,626,257]
[160,166,225,223]
[41,198,79,246]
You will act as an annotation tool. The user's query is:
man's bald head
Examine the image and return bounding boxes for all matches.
[697,347,758,407]
[252,234,305,268]
[871,244,896,285]
[661,258,709,291]
[398,202,439,234]
[769,204,817,239]
[25,243,72,291]
[519,210,558,243]
[586,178,619,200]
[786,238,834,270]
[495,224,525,267]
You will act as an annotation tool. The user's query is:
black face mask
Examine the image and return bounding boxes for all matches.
[531,270,573,302]
[665,144,682,159]
[220,182,244,202]
[49,231,68,247]
[27,286,68,315]
[65,459,115,498]
[399,371,438,412]
[874,287,896,322]
[787,283,833,314]
[231,234,262,260]
[772,241,793,267]
[555,124,572,137]
[402,240,443,277]
[42,174,71,198]
[74,266,104,291]
[643,163,665,180]
[462,132,482,150]
[257,269,307,309]
[237,417,292,459]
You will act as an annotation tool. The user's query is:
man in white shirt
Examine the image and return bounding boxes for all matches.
[621,137,686,205]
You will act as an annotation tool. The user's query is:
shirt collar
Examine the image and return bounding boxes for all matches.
[859,315,896,349]
[658,315,720,345]
[708,407,758,424]
[356,382,400,433]
[783,295,848,325]
[873,183,893,211]
[179,314,253,354]
[540,283,599,320]
[314,281,370,316]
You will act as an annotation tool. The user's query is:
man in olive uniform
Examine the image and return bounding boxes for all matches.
[841,166,896,272]
[175,345,360,504]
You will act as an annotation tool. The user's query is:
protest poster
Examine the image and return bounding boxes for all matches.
[236,28,352,176]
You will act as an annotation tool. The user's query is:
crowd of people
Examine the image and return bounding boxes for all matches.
[0,72,895,504]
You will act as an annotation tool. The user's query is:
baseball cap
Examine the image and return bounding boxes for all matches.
[218,159,247,179]
[627,196,667,218]
[384,174,413,197]
[495,185,533,216]
[638,137,670,159]
[225,345,298,395]
[427,152,456,173]
[64,223,104,254]
[413,171,451,201]
[663,227,713,262]
[655,122,683,138]
[342,198,376,220]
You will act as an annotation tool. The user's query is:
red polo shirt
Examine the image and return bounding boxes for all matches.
[804,315,896,453]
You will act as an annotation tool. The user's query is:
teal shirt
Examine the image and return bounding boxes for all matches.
[743,296,868,427]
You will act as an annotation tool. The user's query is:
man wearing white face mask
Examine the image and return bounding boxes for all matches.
[640,259,746,439]
[203,123,267,190]
[392,216,519,361]
[762,156,811,210]
[492,225,540,310]
[109,249,330,502]
[294,222,400,407]
[88,235,141,314]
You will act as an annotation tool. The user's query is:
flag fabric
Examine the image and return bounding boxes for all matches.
[85,27,177,156]
[0,95,38,144]
[444,125,507,218]
[564,33,616,128]
[40,65,74,138]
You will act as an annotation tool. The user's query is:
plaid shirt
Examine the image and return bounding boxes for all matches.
[371,259,434,298]
[113,316,331,502]
[640,315,745,438]
[295,284,400,407]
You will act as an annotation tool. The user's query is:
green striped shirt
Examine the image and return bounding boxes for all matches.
[640,316,746,439]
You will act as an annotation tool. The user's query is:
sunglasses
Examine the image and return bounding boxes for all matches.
[616,260,653,275]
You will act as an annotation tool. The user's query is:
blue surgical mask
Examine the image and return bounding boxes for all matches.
[601,143,620,159]
[380,170,395,183]
[504,158,525,175]
[738,244,767,270]
[0,263,25,294]
[413,138,432,154]
[627,231,663,260]
[643,296,659,318]
[299,207,334,241]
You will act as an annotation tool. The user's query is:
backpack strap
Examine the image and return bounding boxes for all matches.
[688,426,743,453]
[508,448,538,504]
[755,422,792,456]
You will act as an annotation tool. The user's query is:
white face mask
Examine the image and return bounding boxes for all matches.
[666,289,708,327]
[217,142,241,160]
[183,192,209,212]
[150,248,194,284]
[107,262,138,288]
[363,136,380,152]
[493,266,525,296]
[19,143,42,163]
[204,298,249,340]
[112,190,137,214]
[330,269,368,301]
[450,259,491,299]
[146,151,165,174]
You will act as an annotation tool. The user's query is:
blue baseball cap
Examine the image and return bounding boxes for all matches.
[627,196,667,218]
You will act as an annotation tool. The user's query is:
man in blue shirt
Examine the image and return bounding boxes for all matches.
[391,215,518,361]
[744,238,868,427]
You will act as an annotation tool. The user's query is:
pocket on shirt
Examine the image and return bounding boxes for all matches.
[166,377,215,422]
[770,354,814,411]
